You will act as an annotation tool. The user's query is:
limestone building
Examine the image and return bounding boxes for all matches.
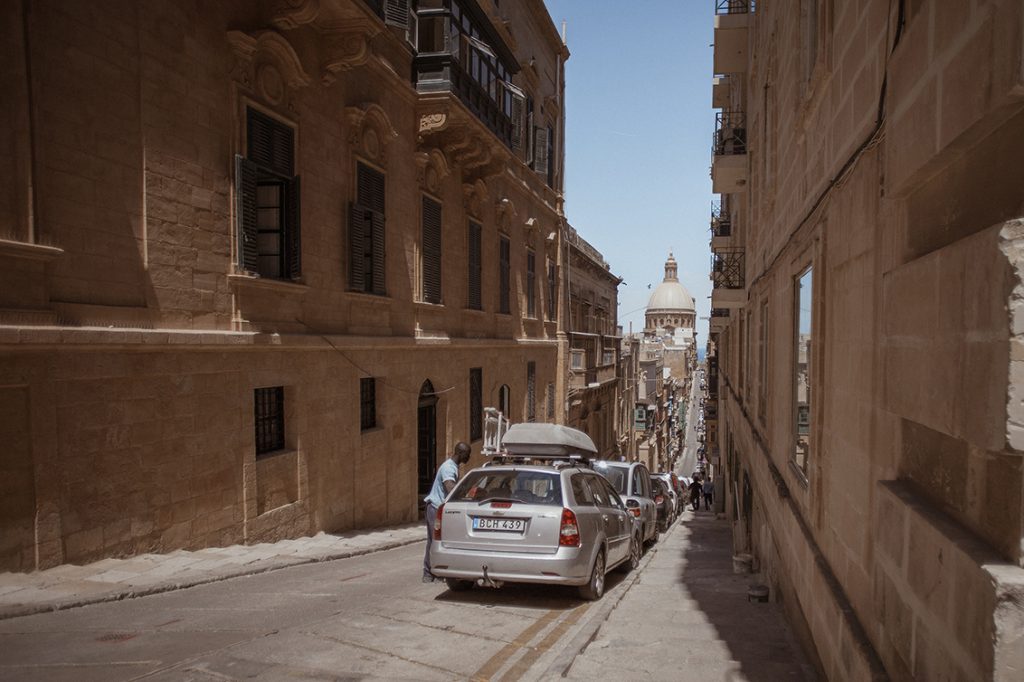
[0,0,571,571]
[708,1,1024,679]
[644,253,697,382]
[564,224,622,458]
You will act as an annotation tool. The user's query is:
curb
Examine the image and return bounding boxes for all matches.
[0,535,423,621]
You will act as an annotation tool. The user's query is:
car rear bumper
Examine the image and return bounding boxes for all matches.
[429,544,594,586]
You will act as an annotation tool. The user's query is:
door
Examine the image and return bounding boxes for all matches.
[418,381,438,512]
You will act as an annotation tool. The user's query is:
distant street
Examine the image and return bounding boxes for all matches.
[675,369,702,479]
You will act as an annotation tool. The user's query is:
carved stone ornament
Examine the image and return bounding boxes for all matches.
[345,103,399,162]
[415,148,450,193]
[271,0,322,30]
[462,179,489,217]
[495,196,517,231]
[321,20,381,85]
[419,113,448,136]
[227,30,312,107]
[445,134,492,172]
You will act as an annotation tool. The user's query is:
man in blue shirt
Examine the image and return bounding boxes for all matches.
[423,441,471,582]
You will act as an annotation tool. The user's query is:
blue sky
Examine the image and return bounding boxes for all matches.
[543,0,714,337]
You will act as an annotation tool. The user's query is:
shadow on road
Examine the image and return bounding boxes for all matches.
[433,570,629,611]
[677,511,818,681]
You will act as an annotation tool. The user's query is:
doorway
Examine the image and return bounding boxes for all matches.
[417,380,438,512]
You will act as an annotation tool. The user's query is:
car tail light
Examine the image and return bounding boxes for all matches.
[626,499,641,518]
[433,504,444,540]
[559,508,580,547]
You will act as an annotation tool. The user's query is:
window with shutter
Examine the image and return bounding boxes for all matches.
[254,387,285,456]
[240,108,300,280]
[384,0,410,29]
[499,235,510,314]
[546,383,555,420]
[533,126,549,177]
[505,82,526,150]
[526,361,536,422]
[546,260,557,321]
[421,196,442,304]
[351,163,387,295]
[469,368,482,441]
[526,249,536,318]
[546,125,555,187]
[468,221,482,310]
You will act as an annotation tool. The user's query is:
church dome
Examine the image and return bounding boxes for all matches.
[647,253,695,313]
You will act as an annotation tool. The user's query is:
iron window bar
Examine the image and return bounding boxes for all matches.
[711,200,732,237]
[713,110,747,156]
[711,248,745,289]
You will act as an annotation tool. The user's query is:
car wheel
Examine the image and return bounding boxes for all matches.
[445,578,474,592]
[578,550,605,600]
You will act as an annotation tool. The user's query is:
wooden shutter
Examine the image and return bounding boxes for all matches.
[349,203,366,291]
[383,0,409,29]
[499,236,510,314]
[533,126,549,176]
[421,197,442,304]
[468,221,482,310]
[526,362,536,422]
[526,250,536,318]
[235,155,259,272]
[508,85,526,150]
[247,108,293,177]
[285,175,301,279]
[469,368,482,441]
[357,163,386,214]
[371,212,386,295]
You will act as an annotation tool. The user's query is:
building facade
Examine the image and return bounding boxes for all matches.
[564,223,622,458]
[0,0,571,571]
[708,1,1024,680]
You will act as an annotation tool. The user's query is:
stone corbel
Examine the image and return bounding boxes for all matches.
[496,197,517,231]
[462,179,489,217]
[271,0,321,30]
[415,148,450,194]
[227,30,312,107]
[418,113,449,140]
[321,20,381,85]
[345,103,399,163]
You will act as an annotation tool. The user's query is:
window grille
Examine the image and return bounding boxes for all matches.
[546,383,555,420]
[360,377,377,431]
[254,387,285,455]
[526,361,536,422]
[468,221,482,310]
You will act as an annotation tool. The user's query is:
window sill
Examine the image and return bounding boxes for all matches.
[415,301,445,308]
[360,425,384,436]
[230,274,309,295]
[0,238,64,262]
[256,447,297,461]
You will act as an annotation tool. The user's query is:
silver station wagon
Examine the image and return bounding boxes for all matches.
[429,423,641,600]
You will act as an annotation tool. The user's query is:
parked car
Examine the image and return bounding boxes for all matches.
[429,423,641,600]
[592,460,658,546]
[654,472,683,515]
[650,476,674,532]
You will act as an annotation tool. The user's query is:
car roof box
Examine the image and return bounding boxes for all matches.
[499,423,598,457]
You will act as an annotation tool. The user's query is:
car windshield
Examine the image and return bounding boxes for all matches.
[594,465,628,495]
[449,470,563,506]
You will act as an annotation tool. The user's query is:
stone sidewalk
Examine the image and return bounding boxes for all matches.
[558,509,819,681]
[0,524,425,621]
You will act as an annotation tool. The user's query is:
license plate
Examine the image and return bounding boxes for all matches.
[473,517,526,532]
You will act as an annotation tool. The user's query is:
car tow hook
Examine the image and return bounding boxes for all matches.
[478,565,503,589]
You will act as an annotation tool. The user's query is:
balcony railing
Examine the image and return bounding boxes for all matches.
[710,308,730,318]
[712,248,745,289]
[711,200,731,237]
[715,0,754,14]
[713,110,747,156]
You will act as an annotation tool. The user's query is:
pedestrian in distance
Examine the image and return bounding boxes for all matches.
[423,441,472,583]
[689,476,703,512]
[703,477,714,511]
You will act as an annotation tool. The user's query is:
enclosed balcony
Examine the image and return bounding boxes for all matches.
[712,75,731,109]
[413,0,520,151]
[710,248,746,309]
[713,1,751,74]
[711,109,748,193]
[709,307,730,332]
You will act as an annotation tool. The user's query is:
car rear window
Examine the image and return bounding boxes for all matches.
[594,465,628,495]
[450,470,564,506]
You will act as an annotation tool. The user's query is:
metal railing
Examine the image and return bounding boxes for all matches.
[713,110,747,155]
[711,200,732,237]
[715,0,754,14]
[711,248,745,289]
[710,308,730,318]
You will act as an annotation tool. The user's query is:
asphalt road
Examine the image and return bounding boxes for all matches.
[0,540,645,681]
